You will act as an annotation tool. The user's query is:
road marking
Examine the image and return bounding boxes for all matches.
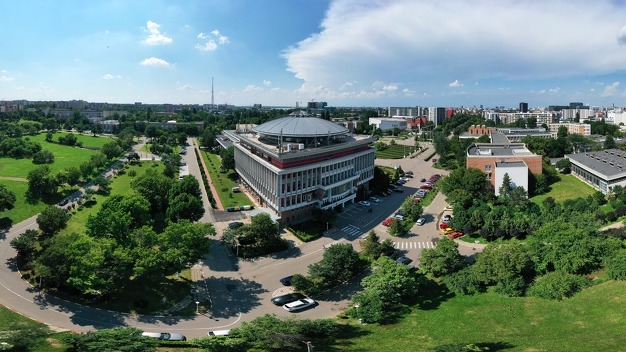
[394,241,436,249]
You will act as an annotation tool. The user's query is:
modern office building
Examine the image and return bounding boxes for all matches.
[466,143,542,189]
[566,149,626,193]
[519,102,528,113]
[369,117,408,131]
[428,107,447,126]
[223,112,375,224]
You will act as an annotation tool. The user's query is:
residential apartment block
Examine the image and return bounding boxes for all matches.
[547,123,591,137]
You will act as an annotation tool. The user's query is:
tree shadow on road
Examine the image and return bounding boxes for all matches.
[0,217,12,240]
[201,276,266,319]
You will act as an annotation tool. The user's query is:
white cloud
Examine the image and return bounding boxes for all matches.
[178,84,193,91]
[195,29,229,52]
[102,74,122,80]
[449,80,463,87]
[0,75,14,82]
[383,85,398,91]
[243,84,262,92]
[139,57,171,67]
[143,20,173,45]
[283,0,626,99]
[601,81,621,96]
[263,80,272,87]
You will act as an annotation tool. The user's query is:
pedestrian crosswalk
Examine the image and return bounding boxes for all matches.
[394,241,437,249]
[341,225,362,239]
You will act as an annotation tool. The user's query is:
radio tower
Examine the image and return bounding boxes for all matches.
[211,77,214,109]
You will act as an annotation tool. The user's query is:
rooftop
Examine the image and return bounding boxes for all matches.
[467,143,536,157]
[252,111,347,138]
[495,161,527,168]
[566,149,626,179]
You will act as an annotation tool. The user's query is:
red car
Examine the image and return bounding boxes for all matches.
[382,217,393,227]
[420,185,432,190]
[439,223,449,229]
[446,231,464,239]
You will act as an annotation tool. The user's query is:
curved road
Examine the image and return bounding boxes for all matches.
[0,138,483,339]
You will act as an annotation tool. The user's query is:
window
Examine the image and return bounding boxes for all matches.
[485,164,492,172]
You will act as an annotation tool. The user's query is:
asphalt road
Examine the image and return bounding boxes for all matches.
[0,139,484,339]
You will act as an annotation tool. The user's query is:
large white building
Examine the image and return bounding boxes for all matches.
[566,149,626,193]
[368,117,408,131]
[224,112,375,224]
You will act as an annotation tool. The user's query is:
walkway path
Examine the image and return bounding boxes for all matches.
[0,177,27,182]
[192,139,224,210]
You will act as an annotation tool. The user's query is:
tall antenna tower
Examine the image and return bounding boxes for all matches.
[211,77,214,109]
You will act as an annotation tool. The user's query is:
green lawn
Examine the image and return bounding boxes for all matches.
[375,144,417,159]
[28,131,115,150]
[201,151,252,209]
[61,161,163,236]
[0,180,54,224]
[0,305,68,351]
[0,140,98,179]
[531,174,596,204]
[332,280,626,352]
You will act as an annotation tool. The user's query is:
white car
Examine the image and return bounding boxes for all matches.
[359,200,371,207]
[283,298,316,312]
[369,197,380,203]
[141,332,187,341]
[416,217,426,226]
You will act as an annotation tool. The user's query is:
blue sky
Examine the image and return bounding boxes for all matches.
[3,0,626,108]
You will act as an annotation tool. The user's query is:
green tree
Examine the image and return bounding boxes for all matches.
[32,149,55,164]
[166,192,205,222]
[472,243,533,295]
[0,184,17,212]
[388,218,409,237]
[442,267,484,295]
[131,169,173,212]
[604,135,616,149]
[65,327,157,352]
[220,146,235,171]
[169,174,202,199]
[555,158,571,173]
[27,165,58,198]
[10,229,39,259]
[606,249,626,280]
[86,194,151,243]
[36,206,71,237]
[360,256,418,304]
[45,131,53,142]
[527,271,589,300]
[309,243,365,287]
[351,288,386,324]
[64,166,82,186]
[401,197,423,222]
[5,324,52,351]
[158,220,213,272]
[101,141,123,159]
[419,237,465,277]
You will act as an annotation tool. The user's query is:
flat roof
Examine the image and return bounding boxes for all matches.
[566,149,626,179]
[467,143,536,157]
[496,161,527,168]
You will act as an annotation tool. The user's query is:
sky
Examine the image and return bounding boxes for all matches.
[4,0,626,109]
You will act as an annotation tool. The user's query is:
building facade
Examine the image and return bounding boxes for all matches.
[466,143,542,188]
[369,117,408,131]
[566,149,626,193]
[494,161,529,196]
[547,123,591,137]
[224,112,375,224]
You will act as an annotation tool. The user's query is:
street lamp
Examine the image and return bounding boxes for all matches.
[195,301,200,314]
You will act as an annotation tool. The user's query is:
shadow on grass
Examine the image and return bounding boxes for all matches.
[202,276,266,318]
[407,277,454,311]
[431,341,515,351]
[321,322,373,351]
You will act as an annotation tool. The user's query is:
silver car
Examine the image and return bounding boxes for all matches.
[141,332,187,341]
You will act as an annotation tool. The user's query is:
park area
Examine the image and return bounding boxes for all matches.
[375,143,418,159]
[201,151,252,209]
[531,174,597,204]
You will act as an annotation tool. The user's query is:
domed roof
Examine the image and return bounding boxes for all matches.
[252,113,348,138]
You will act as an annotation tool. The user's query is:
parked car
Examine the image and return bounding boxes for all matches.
[396,256,413,265]
[420,178,427,182]
[416,217,426,226]
[420,185,432,190]
[444,204,454,211]
[208,329,231,337]
[405,171,413,175]
[283,298,316,312]
[359,200,371,207]
[394,214,405,221]
[439,223,450,230]
[58,198,69,206]
[141,332,186,341]
[382,217,393,227]
[369,196,381,203]
[271,292,307,306]
[442,214,452,223]
[432,158,437,162]
[280,275,293,285]
[228,221,245,229]
[394,188,404,193]
[446,231,464,239]
[441,227,454,235]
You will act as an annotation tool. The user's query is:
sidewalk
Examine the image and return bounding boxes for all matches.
[193,139,224,210]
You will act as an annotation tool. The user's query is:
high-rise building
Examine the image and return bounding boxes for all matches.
[519,102,528,113]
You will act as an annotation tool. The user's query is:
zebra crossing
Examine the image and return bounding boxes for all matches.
[340,224,362,239]
[394,241,437,249]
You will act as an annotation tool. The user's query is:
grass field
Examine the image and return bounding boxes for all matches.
[0,180,55,224]
[375,144,418,159]
[201,151,252,209]
[331,280,626,352]
[0,140,98,179]
[0,305,68,351]
[28,131,115,150]
[531,174,596,204]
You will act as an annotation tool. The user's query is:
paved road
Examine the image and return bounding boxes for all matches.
[0,138,484,339]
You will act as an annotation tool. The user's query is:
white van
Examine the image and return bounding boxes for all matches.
[208,329,231,337]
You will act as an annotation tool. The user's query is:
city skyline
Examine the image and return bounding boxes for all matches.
[3,1,626,108]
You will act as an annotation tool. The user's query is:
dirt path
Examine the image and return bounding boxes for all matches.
[0,176,27,182]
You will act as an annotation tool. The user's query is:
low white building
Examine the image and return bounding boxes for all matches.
[369,118,408,131]
[494,161,529,196]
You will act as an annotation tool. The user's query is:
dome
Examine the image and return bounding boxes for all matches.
[252,115,348,138]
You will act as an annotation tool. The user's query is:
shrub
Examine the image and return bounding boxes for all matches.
[442,267,484,295]
[606,249,626,280]
[493,277,526,297]
[527,271,589,300]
